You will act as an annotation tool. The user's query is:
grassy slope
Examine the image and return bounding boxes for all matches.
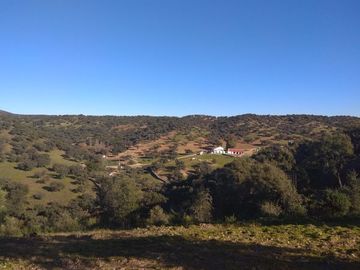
[0,223,359,269]
[0,150,80,205]
[178,153,237,170]
[48,149,78,167]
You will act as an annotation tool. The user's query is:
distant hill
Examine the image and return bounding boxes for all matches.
[0,109,13,115]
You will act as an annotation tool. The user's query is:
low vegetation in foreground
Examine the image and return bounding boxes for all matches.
[1,223,359,270]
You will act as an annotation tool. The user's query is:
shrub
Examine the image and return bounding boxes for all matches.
[36,154,51,167]
[0,180,29,216]
[260,201,283,217]
[224,215,237,224]
[47,182,65,192]
[42,204,83,232]
[17,159,37,171]
[33,192,44,200]
[36,175,51,184]
[33,170,47,179]
[182,214,193,226]
[52,164,70,178]
[0,189,7,221]
[321,189,351,218]
[346,171,360,215]
[147,206,170,226]
[69,165,84,176]
[0,216,24,236]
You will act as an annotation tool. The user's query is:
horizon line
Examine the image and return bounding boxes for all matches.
[1,109,359,118]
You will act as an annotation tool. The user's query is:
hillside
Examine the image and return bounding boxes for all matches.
[0,113,360,206]
[1,113,360,269]
[0,110,13,116]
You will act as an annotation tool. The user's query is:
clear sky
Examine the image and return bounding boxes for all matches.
[0,0,359,116]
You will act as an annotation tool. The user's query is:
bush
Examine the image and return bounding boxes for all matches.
[36,175,51,184]
[17,159,37,171]
[224,215,237,224]
[0,189,7,221]
[52,164,69,178]
[0,180,29,216]
[69,165,84,176]
[47,182,65,192]
[321,189,351,219]
[33,192,44,200]
[17,152,50,170]
[147,206,170,226]
[33,170,47,179]
[260,201,283,217]
[346,171,360,215]
[41,204,83,232]
[182,214,193,226]
[0,216,24,236]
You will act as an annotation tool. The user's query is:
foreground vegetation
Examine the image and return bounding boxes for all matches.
[0,223,359,269]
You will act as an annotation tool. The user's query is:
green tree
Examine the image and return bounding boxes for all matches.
[209,159,304,219]
[321,189,351,219]
[225,135,237,149]
[194,162,212,176]
[296,134,354,189]
[254,145,295,172]
[99,177,143,226]
[175,159,185,171]
[346,171,360,215]
[189,189,213,223]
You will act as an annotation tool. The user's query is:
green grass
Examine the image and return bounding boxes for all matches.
[173,133,187,142]
[0,161,79,205]
[181,154,237,169]
[48,149,78,166]
[0,223,359,269]
[0,149,81,206]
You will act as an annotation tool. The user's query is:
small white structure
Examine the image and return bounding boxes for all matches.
[212,146,225,154]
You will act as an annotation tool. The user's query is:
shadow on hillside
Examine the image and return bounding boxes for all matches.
[0,234,359,270]
[256,217,360,228]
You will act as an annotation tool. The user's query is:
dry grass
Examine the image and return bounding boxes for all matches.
[0,223,359,269]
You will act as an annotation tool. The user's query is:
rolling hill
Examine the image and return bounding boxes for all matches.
[0,113,360,206]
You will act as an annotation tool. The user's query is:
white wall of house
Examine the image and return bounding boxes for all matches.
[212,147,225,154]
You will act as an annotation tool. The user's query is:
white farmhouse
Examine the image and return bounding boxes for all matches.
[212,146,225,154]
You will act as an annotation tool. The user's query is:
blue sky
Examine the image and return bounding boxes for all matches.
[0,0,359,116]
